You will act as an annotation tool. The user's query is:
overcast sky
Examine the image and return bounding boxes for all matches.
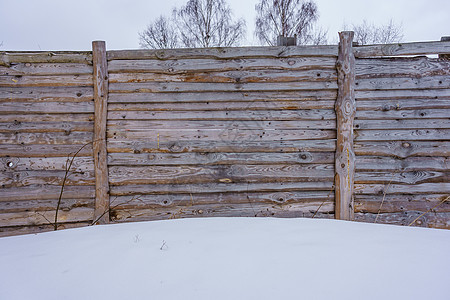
[1,0,449,51]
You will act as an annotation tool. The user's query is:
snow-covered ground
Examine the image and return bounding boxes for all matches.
[0,217,449,300]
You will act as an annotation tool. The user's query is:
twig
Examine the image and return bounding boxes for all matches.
[375,175,395,223]
[408,196,449,226]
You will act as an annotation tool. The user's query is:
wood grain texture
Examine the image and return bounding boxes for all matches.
[353,40,450,57]
[92,41,110,224]
[335,31,356,220]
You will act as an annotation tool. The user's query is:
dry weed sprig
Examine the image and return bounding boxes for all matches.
[408,195,450,226]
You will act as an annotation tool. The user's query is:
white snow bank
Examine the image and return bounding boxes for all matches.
[0,217,449,300]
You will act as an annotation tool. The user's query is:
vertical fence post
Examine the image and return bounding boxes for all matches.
[335,31,356,220]
[92,41,110,224]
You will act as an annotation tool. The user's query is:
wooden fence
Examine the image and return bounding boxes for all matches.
[1,32,449,236]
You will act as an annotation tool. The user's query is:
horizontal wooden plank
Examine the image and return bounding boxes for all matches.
[0,207,94,227]
[109,81,337,93]
[107,109,336,120]
[354,183,450,194]
[0,198,93,213]
[354,141,450,158]
[356,99,450,111]
[0,222,90,238]
[0,101,94,113]
[354,194,450,213]
[0,131,93,145]
[0,156,94,172]
[0,113,94,122]
[108,129,336,142]
[356,76,449,90]
[0,144,93,157]
[111,191,334,208]
[355,88,450,100]
[355,212,450,229]
[107,100,336,111]
[0,121,93,133]
[356,156,449,171]
[0,74,93,87]
[355,171,449,184]
[107,151,335,166]
[108,57,337,74]
[108,164,334,185]
[0,86,93,102]
[111,202,334,222]
[109,181,334,196]
[353,40,450,57]
[355,129,450,141]
[0,51,92,65]
[107,45,339,60]
[356,108,450,119]
[108,90,338,103]
[107,139,337,153]
[354,119,450,130]
[0,185,95,201]
[0,170,95,188]
[355,57,450,78]
[108,69,337,84]
[0,63,93,76]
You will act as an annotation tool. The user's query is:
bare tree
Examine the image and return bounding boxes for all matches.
[139,16,179,49]
[173,0,246,48]
[349,19,403,45]
[255,0,321,46]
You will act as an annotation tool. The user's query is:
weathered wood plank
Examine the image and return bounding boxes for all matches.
[355,108,450,119]
[357,99,450,111]
[0,86,94,102]
[0,121,93,133]
[0,185,95,201]
[355,129,450,141]
[92,41,110,224]
[0,198,93,213]
[354,183,450,194]
[109,181,334,196]
[0,207,94,227]
[107,57,337,74]
[355,76,449,90]
[111,202,334,223]
[107,109,336,121]
[108,129,336,142]
[0,157,94,172]
[356,156,449,171]
[107,46,338,61]
[109,81,337,93]
[0,222,90,238]
[108,69,337,84]
[0,113,93,122]
[0,75,93,87]
[335,31,356,221]
[107,139,336,154]
[0,144,93,157]
[354,212,450,229]
[107,152,335,166]
[355,57,450,78]
[353,40,450,57]
[0,170,95,188]
[0,51,92,66]
[0,101,94,113]
[354,119,450,130]
[0,132,93,144]
[355,88,450,100]
[108,164,334,185]
[108,90,338,103]
[107,100,336,111]
[111,191,334,208]
[355,171,449,184]
[354,194,450,213]
[354,141,450,158]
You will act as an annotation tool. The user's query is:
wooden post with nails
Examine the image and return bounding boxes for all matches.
[335,32,356,220]
[92,41,110,224]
